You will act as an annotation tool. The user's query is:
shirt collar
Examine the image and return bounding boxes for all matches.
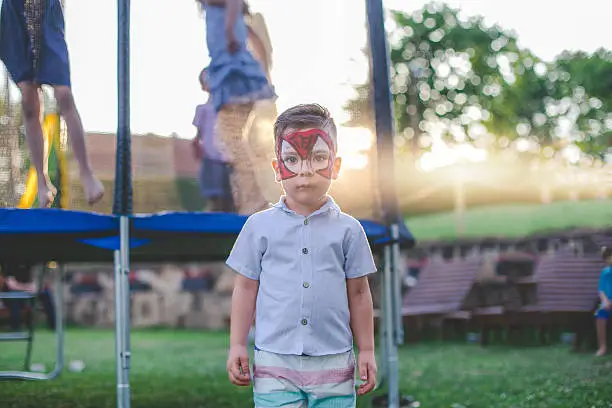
[273,195,340,217]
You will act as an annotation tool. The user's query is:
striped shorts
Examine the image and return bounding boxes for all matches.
[253,349,356,408]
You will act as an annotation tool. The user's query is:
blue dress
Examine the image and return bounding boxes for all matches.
[0,0,71,86]
[204,4,275,112]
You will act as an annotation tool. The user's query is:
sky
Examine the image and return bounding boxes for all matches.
[23,0,612,139]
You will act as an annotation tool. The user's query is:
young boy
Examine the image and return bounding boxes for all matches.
[0,0,104,208]
[225,103,378,407]
[192,68,234,212]
[595,246,612,356]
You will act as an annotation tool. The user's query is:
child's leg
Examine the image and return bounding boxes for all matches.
[595,311,608,356]
[53,86,104,205]
[18,82,56,208]
[217,104,268,215]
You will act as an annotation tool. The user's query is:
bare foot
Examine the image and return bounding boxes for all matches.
[37,177,57,208]
[80,172,105,206]
[596,347,607,357]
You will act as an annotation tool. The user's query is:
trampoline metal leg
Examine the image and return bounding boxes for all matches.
[383,242,400,408]
[114,251,124,407]
[377,264,387,389]
[0,264,65,381]
[115,215,131,408]
[391,225,404,346]
[24,265,44,371]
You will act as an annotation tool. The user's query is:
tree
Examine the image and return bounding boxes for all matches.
[346,2,612,161]
[545,49,612,159]
[347,3,531,153]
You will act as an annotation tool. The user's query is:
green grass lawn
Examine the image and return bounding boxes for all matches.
[1,329,611,407]
[406,199,612,242]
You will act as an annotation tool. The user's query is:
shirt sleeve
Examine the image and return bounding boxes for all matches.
[344,220,378,279]
[226,215,266,281]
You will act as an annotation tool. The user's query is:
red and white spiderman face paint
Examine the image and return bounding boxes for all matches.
[276,129,336,180]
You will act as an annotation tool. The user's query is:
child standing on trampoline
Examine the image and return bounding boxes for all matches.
[225,104,378,407]
[0,0,104,208]
[595,246,612,356]
[197,0,275,215]
[192,67,234,212]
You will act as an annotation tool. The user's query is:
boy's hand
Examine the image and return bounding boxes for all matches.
[227,345,251,386]
[356,350,377,396]
[604,300,612,310]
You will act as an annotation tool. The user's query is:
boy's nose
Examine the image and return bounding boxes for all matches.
[299,160,315,176]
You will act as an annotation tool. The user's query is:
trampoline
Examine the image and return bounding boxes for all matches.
[0,208,414,385]
[0,0,411,407]
[0,208,413,264]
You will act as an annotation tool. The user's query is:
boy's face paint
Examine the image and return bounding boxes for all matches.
[276,129,336,180]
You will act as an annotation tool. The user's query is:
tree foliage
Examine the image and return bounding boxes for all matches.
[345,2,612,161]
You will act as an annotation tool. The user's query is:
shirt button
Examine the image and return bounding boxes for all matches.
[301,318,308,326]
[302,248,309,255]
[304,219,309,225]
[303,282,310,288]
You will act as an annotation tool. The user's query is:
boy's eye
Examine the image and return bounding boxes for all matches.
[283,156,298,164]
[314,155,328,162]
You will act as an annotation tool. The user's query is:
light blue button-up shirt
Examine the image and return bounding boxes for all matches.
[226,196,378,356]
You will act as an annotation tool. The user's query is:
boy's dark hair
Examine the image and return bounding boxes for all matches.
[603,246,612,261]
[273,103,337,147]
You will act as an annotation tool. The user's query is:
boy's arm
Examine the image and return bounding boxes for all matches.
[225,215,265,386]
[347,276,377,395]
[227,278,257,387]
[230,275,258,348]
[347,276,375,352]
[600,291,611,306]
[344,221,378,352]
[598,272,611,307]
[344,220,378,395]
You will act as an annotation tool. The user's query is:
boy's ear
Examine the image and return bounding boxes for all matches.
[331,156,342,180]
[271,158,282,183]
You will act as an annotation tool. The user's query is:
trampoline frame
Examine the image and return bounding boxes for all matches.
[0,264,65,381]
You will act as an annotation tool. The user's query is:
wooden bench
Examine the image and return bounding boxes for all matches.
[533,249,604,348]
[402,257,481,342]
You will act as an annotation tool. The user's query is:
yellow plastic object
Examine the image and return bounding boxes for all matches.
[17,113,67,209]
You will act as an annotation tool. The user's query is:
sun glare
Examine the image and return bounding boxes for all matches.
[418,143,488,172]
[337,127,373,170]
